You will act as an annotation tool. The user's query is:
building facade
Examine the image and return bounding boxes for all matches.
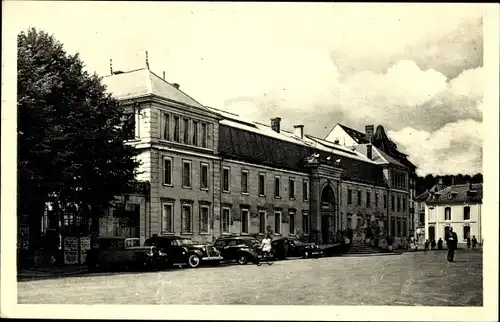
[424,183,483,245]
[101,67,415,245]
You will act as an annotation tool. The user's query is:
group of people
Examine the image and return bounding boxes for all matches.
[423,228,478,262]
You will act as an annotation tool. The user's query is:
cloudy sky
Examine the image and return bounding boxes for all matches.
[9,2,486,176]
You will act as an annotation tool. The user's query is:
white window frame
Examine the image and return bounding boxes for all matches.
[274,175,281,198]
[303,179,309,201]
[161,202,174,234]
[289,177,295,200]
[161,111,170,141]
[258,210,267,235]
[241,208,250,235]
[221,207,231,235]
[258,172,266,197]
[444,207,452,221]
[192,120,199,146]
[199,205,210,234]
[201,122,208,148]
[182,160,192,188]
[289,211,296,235]
[241,170,249,195]
[200,162,209,191]
[274,211,282,235]
[163,157,173,186]
[180,203,193,234]
[222,166,231,193]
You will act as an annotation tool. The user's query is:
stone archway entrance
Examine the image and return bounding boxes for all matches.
[320,184,336,244]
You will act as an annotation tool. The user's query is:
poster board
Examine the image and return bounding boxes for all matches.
[79,237,91,264]
[63,237,79,264]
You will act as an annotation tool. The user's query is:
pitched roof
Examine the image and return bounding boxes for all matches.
[102,68,208,111]
[426,183,483,205]
[337,124,370,144]
[355,144,408,168]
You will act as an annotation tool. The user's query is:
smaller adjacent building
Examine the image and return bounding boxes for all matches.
[424,182,483,245]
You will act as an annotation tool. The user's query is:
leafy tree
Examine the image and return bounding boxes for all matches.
[17,28,140,241]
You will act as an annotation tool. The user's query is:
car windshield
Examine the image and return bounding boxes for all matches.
[174,239,194,246]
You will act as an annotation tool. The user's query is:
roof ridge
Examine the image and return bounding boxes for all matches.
[148,70,206,108]
[102,67,146,78]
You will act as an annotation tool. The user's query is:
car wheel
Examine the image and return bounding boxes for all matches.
[187,254,201,268]
[303,251,310,259]
[237,254,248,265]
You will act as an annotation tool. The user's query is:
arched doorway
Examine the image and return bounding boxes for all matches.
[320,184,336,244]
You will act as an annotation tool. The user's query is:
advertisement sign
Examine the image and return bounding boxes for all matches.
[64,237,79,264]
[79,237,91,264]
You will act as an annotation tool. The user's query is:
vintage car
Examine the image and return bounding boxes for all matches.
[143,235,222,268]
[271,236,323,259]
[213,236,264,265]
[86,236,165,272]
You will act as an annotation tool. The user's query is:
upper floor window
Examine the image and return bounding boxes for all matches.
[289,178,295,199]
[303,180,309,201]
[357,190,362,206]
[397,196,401,212]
[375,193,379,208]
[274,176,281,198]
[383,194,387,208]
[163,157,172,186]
[201,123,208,148]
[347,189,352,204]
[241,170,249,194]
[402,197,406,211]
[200,163,209,190]
[463,206,470,220]
[366,192,371,208]
[173,116,180,142]
[183,118,190,144]
[444,207,451,220]
[391,195,395,211]
[162,112,170,140]
[192,120,199,146]
[182,160,192,188]
[122,112,136,140]
[222,167,230,192]
[259,173,265,196]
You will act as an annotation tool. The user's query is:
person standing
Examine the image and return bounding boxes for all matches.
[424,239,430,251]
[437,238,443,250]
[446,227,458,262]
[466,236,471,249]
[257,234,273,266]
[472,235,478,250]
[430,239,436,250]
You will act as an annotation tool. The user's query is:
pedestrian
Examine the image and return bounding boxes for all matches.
[437,238,443,250]
[466,236,471,249]
[446,227,458,262]
[472,235,478,250]
[257,234,273,266]
[430,239,436,250]
[424,239,430,251]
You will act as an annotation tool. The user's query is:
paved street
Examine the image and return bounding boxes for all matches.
[18,250,482,306]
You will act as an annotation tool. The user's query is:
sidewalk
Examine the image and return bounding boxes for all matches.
[18,265,88,280]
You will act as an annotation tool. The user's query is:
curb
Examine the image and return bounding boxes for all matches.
[18,268,88,279]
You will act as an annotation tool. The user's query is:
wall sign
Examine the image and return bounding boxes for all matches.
[64,237,79,265]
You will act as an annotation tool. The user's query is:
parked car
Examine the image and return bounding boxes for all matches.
[271,236,323,259]
[213,236,264,265]
[143,235,222,268]
[86,236,165,272]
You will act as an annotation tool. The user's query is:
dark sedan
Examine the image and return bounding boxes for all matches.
[271,236,323,259]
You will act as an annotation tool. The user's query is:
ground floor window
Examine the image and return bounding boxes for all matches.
[302,211,309,234]
[289,211,295,234]
[222,208,230,234]
[181,204,192,233]
[463,226,471,240]
[259,211,266,234]
[274,211,282,235]
[199,205,209,234]
[161,202,174,234]
[241,209,249,234]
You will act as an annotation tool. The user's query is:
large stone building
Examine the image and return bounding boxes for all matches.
[423,182,483,245]
[101,67,416,245]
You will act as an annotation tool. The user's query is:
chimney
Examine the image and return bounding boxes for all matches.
[271,117,281,133]
[163,71,166,80]
[293,125,304,139]
[367,144,373,160]
[436,177,443,191]
[365,125,374,142]
[172,83,180,89]
[109,59,113,75]
[145,51,150,70]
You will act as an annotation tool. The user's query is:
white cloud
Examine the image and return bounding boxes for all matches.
[388,120,483,176]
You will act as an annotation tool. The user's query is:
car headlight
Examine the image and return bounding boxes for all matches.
[201,246,206,252]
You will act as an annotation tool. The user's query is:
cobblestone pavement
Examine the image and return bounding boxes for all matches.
[17,250,482,306]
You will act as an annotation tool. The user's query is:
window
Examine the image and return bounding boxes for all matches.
[289,211,295,234]
[173,115,180,142]
[444,226,450,238]
[182,160,192,188]
[289,178,295,199]
[222,208,231,234]
[274,211,282,234]
[375,193,379,208]
[183,118,190,144]
[241,209,249,234]
[258,173,265,196]
[123,112,136,140]
[181,204,192,233]
[302,212,309,234]
[402,220,407,237]
[259,211,266,234]
[163,157,172,186]
[201,123,207,148]
[384,194,387,208]
[161,202,174,234]
[200,163,209,190]
[162,112,170,140]
[444,207,451,220]
[199,206,209,234]
[391,195,395,211]
[222,167,230,192]
[357,190,362,206]
[463,206,471,220]
[390,217,396,236]
[241,170,248,194]
[419,213,425,226]
[274,176,281,197]
[402,197,406,211]
[397,196,401,212]
[347,189,352,204]
[463,226,471,240]
[192,120,198,146]
[366,192,371,208]
[303,180,309,201]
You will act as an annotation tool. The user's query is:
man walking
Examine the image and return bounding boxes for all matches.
[472,235,478,250]
[257,234,273,266]
[446,227,458,262]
